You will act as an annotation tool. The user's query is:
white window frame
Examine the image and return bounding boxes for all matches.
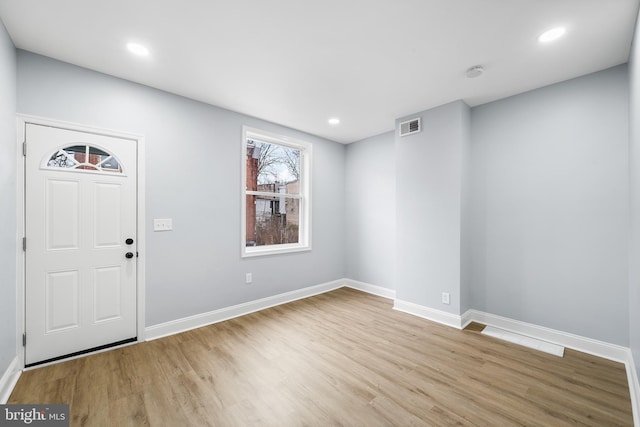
[241,126,312,257]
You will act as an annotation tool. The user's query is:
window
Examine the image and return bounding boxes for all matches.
[242,127,311,257]
[45,145,122,173]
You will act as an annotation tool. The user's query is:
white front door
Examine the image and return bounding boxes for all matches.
[25,123,138,365]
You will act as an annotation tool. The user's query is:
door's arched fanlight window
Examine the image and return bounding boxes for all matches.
[44,145,122,173]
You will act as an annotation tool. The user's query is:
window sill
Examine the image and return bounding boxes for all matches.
[242,244,311,258]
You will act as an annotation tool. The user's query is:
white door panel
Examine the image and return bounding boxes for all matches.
[25,123,137,365]
[46,179,80,250]
[94,183,122,247]
[45,270,79,332]
[94,266,122,322]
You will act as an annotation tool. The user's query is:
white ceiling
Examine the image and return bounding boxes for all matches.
[0,0,638,144]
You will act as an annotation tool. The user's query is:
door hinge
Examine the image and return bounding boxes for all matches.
[22,237,26,251]
[22,333,26,347]
[22,141,26,157]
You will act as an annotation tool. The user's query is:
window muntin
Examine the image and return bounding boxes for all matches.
[44,145,122,173]
[242,127,311,257]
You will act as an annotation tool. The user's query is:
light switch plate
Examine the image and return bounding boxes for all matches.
[153,218,173,231]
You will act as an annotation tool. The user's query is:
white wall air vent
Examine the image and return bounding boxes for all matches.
[399,117,421,137]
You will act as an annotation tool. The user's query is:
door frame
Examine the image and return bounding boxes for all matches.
[15,114,146,369]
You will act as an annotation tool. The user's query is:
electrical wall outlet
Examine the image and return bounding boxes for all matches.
[441,292,450,305]
[246,273,252,284]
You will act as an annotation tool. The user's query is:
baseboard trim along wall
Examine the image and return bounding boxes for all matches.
[626,350,640,427]
[393,299,464,329]
[344,279,396,300]
[464,309,629,363]
[0,357,21,404]
[145,279,345,341]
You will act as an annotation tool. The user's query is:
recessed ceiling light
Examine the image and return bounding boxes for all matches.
[127,42,150,56]
[328,117,340,126]
[538,27,566,43]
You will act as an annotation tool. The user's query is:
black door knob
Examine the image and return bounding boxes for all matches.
[126,238,134,245]
[125,252,134,259]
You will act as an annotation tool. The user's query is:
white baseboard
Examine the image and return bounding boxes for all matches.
[0,357,21,404]
[626,351,640,427]
[145,279,345,341]
[344,279,396,300]
[464,309,629,363]
[393,299,463,329]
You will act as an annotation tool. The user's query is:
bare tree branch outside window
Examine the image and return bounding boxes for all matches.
[249,139,300,185]
[282,149,300,181]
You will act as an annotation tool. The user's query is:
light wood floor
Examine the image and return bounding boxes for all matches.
[9,288,633,426]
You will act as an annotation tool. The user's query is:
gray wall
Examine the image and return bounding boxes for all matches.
[17,51,346,327]
[629,7,640,383]
[0,20,16,377]
[470,65,630,346]
[395,101,470,315]
[6,28,637,380]
[345,131,396,289]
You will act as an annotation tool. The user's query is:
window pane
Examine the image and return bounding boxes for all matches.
[67,145,106,167]
[246,139,300,194]
[46,145,122,173]
[246,195,300,247]
[99,156,120,171]
[48,149,77,168]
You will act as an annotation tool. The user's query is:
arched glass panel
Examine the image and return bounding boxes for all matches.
[45,145,122,173]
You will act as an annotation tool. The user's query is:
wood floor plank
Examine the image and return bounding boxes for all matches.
[9,288,634,426]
